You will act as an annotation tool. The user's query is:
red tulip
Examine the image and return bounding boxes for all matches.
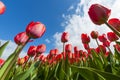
[27,46,37,57]
[74,46,79,53]
[61,32,69,43]
[83,44,90,50]
[105,51,110,57]
[88,4,111,25]
[107,32,119,42]
[0,58,4,67]
[50,49,58,56]
[0,1,6,14]
[108,18,120,32]
[36,44,46,54]
[26,21,46,39]
[24,55,29,62]
[114,44,120,53]
[65,44,72,52]
[98,34,107,42]
[14,32,29,45]
[90,31,99,39]
[96,45,106,53]
[81,33,90,44]
[103,40,110,47]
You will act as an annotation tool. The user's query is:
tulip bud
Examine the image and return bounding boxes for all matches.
[26,21,46,39]
[81,33,90,44]
[88,4,111,25]
[36,44,46,54]
[14,32,29,45]
[0,58,4,67]
[107,32,119,42]
[90,31,99,39]
[27,46,37,57]
[0,1,6,14]
[61,32,69,43]
[98,34,107,42]
[65,44,72,53]
[108,18,120,32]
[103,40,110,47]
[96,45,106,53]
[17,58,25,65]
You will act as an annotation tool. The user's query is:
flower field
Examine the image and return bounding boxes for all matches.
[0,1,120,80]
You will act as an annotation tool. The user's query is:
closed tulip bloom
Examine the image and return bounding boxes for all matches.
[90,31,99,39]
[36,44,46,54]
[114,44,120,53]
[98,34,107,42]
[14,32,29,45]
[27,46,37,57]
[61,32,69,43]
[17,58,25,65]
[96,45,106,53]
[81,33,90,44]
[24,55,29,62]
[74,46,79,53]
[26,21,46,39]
[50,49,58,56]
[0,58,4,67]
[0,1,6,14]
[65,44,72,52]
[108,18,120,32]
[83,44,90,50]
[107,32,119,42]
[88,4,111,25]
[103,40,110,47]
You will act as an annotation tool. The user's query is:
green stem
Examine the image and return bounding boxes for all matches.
[105,21,120,37]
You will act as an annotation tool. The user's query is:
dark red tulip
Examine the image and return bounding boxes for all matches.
[90,31,99,39]
[105,51,110,57]
[0,58,4,67]
[0,1,6,14]
[107,32,119,42]
[114,44,120,53]
[98,34,107,42]
[14,32,29,45]
[83,44,90,50]
[81,33,90,44]
[108,18,120,32]
[27,46,37,57]
[24,55,29,62]
[88,4,111,25]
[74,46,79,53]
[26,21,46,39]
[103,40,110,47]
[61,32,69,43]
[36,44,46,54]
[96,45,106,53]
[65,44,72,52]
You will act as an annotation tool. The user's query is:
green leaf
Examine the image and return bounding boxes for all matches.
[13,61,40,80]
[0,41,9,57]
[71,65,120,80]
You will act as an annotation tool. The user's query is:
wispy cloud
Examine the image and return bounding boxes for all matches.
[0,39,26,59]
[54,0,120,52]
[45,39,51,43]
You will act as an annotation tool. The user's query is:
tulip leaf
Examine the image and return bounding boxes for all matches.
[13,61,40,80]
[71,65,120,80]
[0,41,9,57]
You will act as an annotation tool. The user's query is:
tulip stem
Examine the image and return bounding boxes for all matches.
[63,43,65,53]
[105,21,120,37]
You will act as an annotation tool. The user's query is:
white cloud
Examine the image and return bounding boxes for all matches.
[0,39,27,59]
[54,0,120,52]
[67,5,74,11]
[45,39,51,43]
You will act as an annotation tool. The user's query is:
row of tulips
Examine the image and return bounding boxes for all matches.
[1,1,120,80]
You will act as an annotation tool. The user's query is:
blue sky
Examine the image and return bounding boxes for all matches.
[0,0,79,53]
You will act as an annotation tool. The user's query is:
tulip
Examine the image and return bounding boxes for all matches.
[108,18,120,32]
[36,44,46,54]
[14,32,29,45]
[107,32,119,42]
[88,4,111,25]
[17,58,25,65]
[83,44,90,50]
[27,46,37,57]
[98,34,107,42]
[0,58,4,67]
[96,45,106,54]
[65,44,72,53]
[0,1,6,14]
[81,33,90,44]
[26,21,46,39]
[103,40,110,47]
[114,44,120,53]
[24,55,29,62]
[74,46,79,53]
[61,32,69,43]
[90,31,99,39]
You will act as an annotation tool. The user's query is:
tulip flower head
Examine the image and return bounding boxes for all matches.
[0,1,6,14]
[36,44,46,54]
[27,46,37,57]
[88,4,111,25]
[0,58,4,67]
[61,32,69,43]
[90,31,99,39]
[65,44,72,53]
[26,21,46,39]
[14,32,29,45]
[98,34,107,42]
[81,33,90,44]
[107,32,119,42]
[108,18,120,32]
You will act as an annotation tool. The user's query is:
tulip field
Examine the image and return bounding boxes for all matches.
[1,1,120,80]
